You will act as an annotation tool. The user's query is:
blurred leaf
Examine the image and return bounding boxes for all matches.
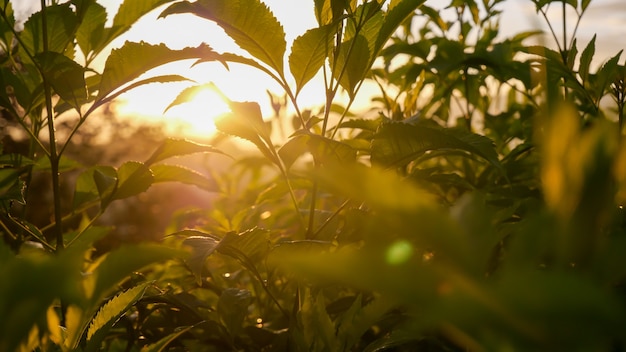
[217,288,252,336]
[0,168,25,205]
[315,163,435,212]
[85,244,183,304]
[179,232,222,283]
[289,25,334,96]
[307,134,357,165]
[160,0,286,73]
[374,0,426,58]
[151,164,218,192]
[278,134,310,170]
[579,35,595,83]
[93,167,117,207]
[139,325,195,352]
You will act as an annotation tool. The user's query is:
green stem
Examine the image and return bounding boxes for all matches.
[40,0,64,252]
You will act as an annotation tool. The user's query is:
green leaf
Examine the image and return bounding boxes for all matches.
[73,166,116,210]
[217,288,252,336]
[151,164,219,192]
[75,1,107,58]
[278,134,310,170]
[289,25,334,96]
[21,3,77,55]
[85,244,183,304]
[112,161,154,200]
[215,101,277,163]
[0,168,25,205]
[373,0,426,58]
[161,0,286,74]
[164,82,223,113]
[315,163,435,212]
[97,42,222,100]
[103,0,174,49]
[145,138,229,166]
[180,232,222,282]
[139,325,195,352]
[371,121,501,169]
[93,167,117,207]
[579,34,595,83]
[307,134,357,165]
[333,34,370,97]
[35,52,87,107]
[85,283,151,352]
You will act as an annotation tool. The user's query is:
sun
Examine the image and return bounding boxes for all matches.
[164,84,232,138]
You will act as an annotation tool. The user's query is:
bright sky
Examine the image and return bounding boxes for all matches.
[12,0,626,137]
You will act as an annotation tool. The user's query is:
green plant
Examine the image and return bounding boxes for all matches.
[2,0,626,350]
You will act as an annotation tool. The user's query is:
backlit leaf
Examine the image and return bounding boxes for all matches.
[21,3,77,55]
[579,35,595,83]
[75,1,107,58]
[289,25,334,96]
[151,164,219,192]
[97,42,222,100]
[333,34,370,97]
[35,52,87,107]
[373,0,426,58]
[86,283,150,350]
[161,0,286,73]
[145,138,229,166]
[112,161,153,200]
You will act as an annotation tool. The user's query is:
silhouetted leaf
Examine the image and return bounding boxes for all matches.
[161,0,286,73]
[145,138,229,166]
[35,52,87,107]
[97,42,222,100]
[579,35,595,83]
[21,3,77,54]
[75,1,107,58]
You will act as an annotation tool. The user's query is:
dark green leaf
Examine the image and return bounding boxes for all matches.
[21,3,77,55]
[579,35,595,83]
[73,166,116,210]
[371,121,501,168]
[75,1,107,58]
[35,52,87,107]
[217,288,252,336]
[373,0,426,58]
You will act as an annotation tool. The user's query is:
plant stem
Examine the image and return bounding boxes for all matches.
[39,0,64,252]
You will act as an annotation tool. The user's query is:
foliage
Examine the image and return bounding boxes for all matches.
[1,0,626,351]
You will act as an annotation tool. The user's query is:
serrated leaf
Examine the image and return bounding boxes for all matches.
[333,34,371,97]
[151,164,218,192]
[21,3,77,55]
[579,35,595,83]
[75,1,107,58]
[371,121,501,169]
[97,42,222,100]
[112,161,153,200]
[85,283,151,351]
[161,0,286,73]
[145,138,229,166]
[35,52,87,107]
[289,25,334,96]
[104,0,174,48]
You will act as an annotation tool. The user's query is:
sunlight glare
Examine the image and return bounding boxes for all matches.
[165,85,231,138]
